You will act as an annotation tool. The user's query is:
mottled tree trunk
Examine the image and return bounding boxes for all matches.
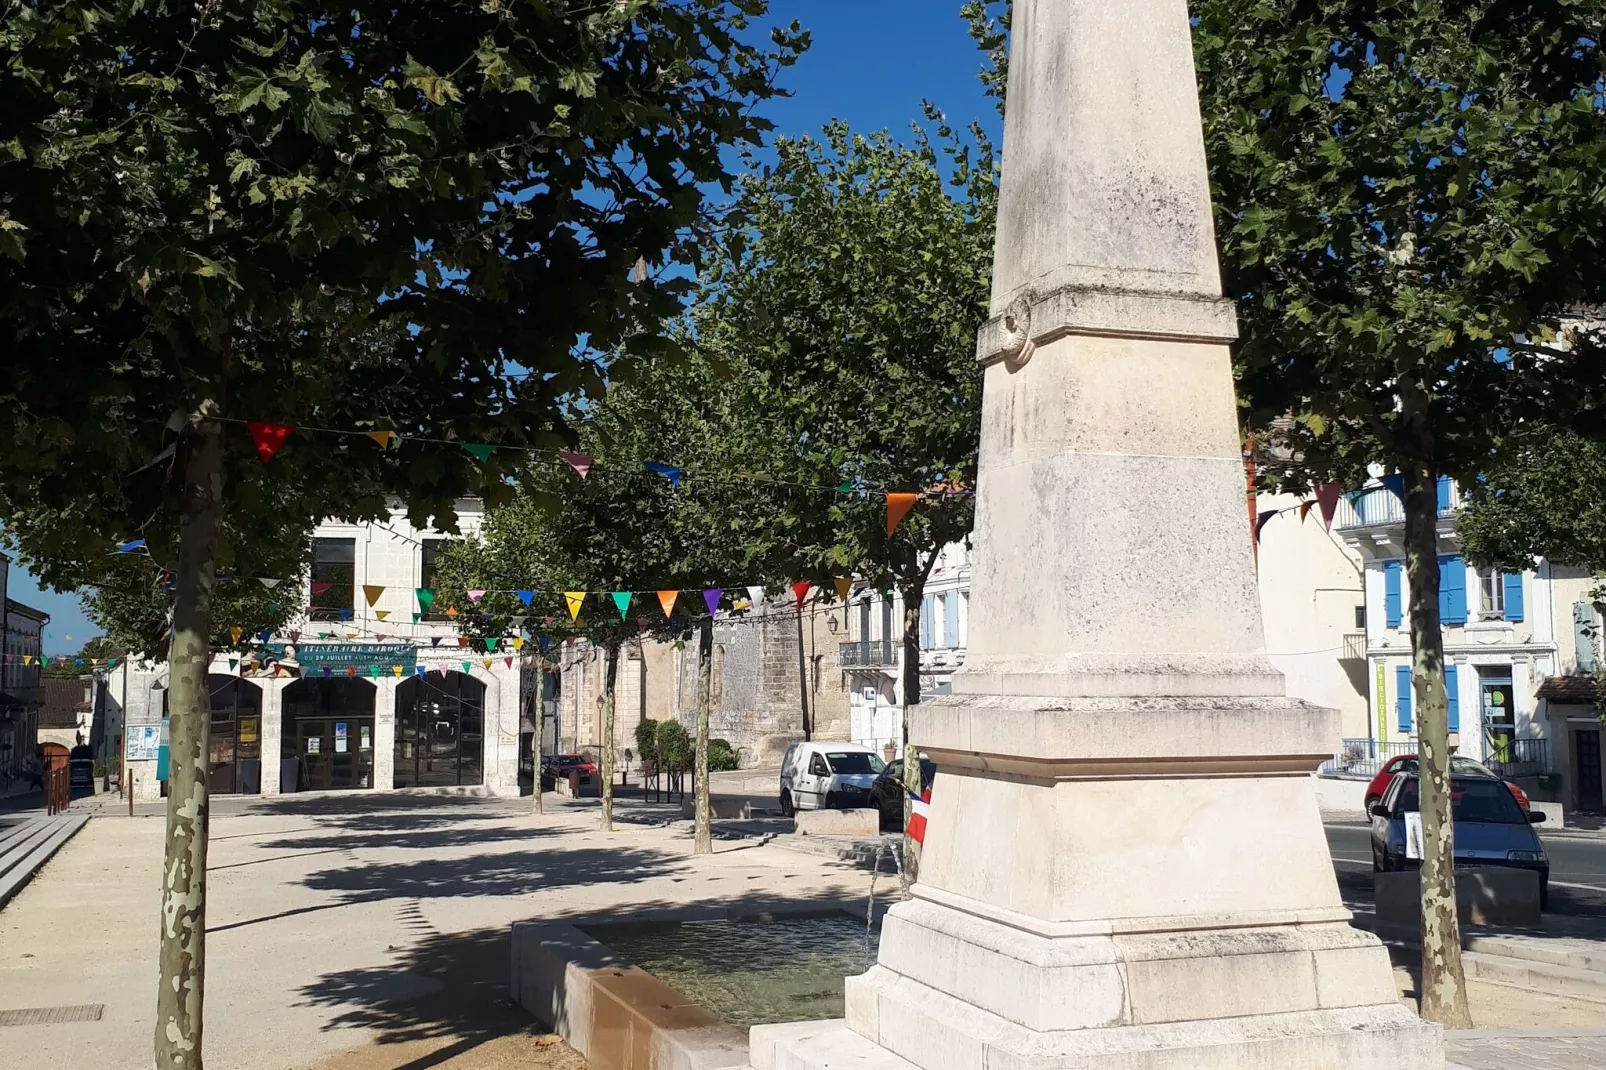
[155,406,223,1070]
[1399,388,1472,1028]
[531,681,543,815]
[898,579,925,894]
[694,618,714,855]
[600,641,619,832]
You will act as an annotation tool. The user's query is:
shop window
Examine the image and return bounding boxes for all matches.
[420,538,450,620]
[311,538,355,619]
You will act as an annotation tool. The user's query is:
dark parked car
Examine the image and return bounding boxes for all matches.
[870,756,936,832]
[1369,773,1549,908]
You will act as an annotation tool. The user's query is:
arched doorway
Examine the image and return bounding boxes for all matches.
[395,671,485,788]
[207,675,263,794]
[280,677,376,791]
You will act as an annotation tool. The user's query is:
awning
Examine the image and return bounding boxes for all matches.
[1536,675,1600,704]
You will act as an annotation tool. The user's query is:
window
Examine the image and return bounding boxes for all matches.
[1355,605,1366,630]
[1477,568,1505,619]
[310,538,355,619]
[809,754,830,776]
[1392,777,1528,825]
[824,751,885,775]
[420,538,449,619]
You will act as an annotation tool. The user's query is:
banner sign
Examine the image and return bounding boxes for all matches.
[266,642,417,674]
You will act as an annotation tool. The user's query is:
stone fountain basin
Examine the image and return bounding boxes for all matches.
[511,903,882,1070]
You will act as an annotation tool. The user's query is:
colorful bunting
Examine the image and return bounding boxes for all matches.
[517,590,534,606]
[832,577,852,602]
[565,592,586,621]
[505,657,514,669]
[362,584,385,606]
[483,658,493,669]
[345,666,357,678]
[747,585,765,606]
[338,608,353,621]
[311,581,333,596]
[644,462,681,487]
[431,637,442,647]
[703,588,722,616]
[1254,509,1278,543]
[230,626,243,644]
[366,431,396,449]
[375,610,390,621]
[462,443,496,463]
[886,492,918,537]
[247,421,294,463]
[656,590,678,618]
[561,451,593,478]
[1314,483,1342,532]
[836,480,853,493]
[114,539,147,553]
[483,637,499,652]
[468,589,486,604]
[462,661,472,674]
[612,591,632,620]
[791,581,812,609]
[1381,473,1405,498]
[457,636,470,648]
[445,605,458,619]
[416,588,436,612]
[258,577,281,589]
[1299,500,1316,523]
[513,637,525,651]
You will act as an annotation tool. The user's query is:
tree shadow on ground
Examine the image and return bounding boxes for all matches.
[298,844,682,905]
[254,824,560,853]
[295,887,869,1068]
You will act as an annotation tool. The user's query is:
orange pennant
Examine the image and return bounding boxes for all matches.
[366,431,396,449]
[657,590,678,618]
[832,577,852,602]
[362,584,385,606]
[886,492,918,536]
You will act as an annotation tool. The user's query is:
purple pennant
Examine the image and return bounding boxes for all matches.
[703,588,722,616]
[321,667,332,678]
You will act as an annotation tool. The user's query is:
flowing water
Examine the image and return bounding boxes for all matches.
[581,914,881,1028]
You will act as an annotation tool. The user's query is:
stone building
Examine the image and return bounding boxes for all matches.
[0,553,48,791]
[554,596,849,769]
[108,500,530,801]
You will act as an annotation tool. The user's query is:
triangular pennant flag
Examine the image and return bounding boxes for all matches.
[259,628,272,643]
[468,589,486,604]
[411,612,420,623]
[483,658,493,669]
[431,637,442,647]
[836,480,853,493]
[833,577,852,602]
[362,584,385,606]
[311,581,333,596]
[416,588,436,611]
[560,451,593,478]
[393,665,404,677]
[483,637,499,652]
[505,657,514,668]
[338,608,353,621]
[565,592,586,621]
[511,616,527,628]
[458,636,469,648]
[612,591,632,620]
[747,585,765,606]
[703,588,723,616]
[1380,473,1405,498]
[228,657,238,671]
[366,431,396,449]
[656,590,678,618]
[417,665,427,678]
[1315,483,1343,532]
[1254,509,1278,544]
[462,443,496,463]
[445,605,458,619]
[321,667,332,677]
[1299,500,1316,523]
[258,577,281,589]
[513,637,525,651]
[517,590,534,606]
[375,610,390,621]
[644,462,681,488]
[345,666,357,678]
[289,630,301,643]
[886,492,918,537]
[791,581,812,609]
[375,634,388,642]
[230,626,243,644]
[115,539,147,553]
[246,421,294,463]
[369,666,380,679]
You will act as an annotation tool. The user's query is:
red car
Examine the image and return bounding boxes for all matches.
[1363,754,1530,813]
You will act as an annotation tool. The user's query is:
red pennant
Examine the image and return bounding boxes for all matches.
[246,421,294,463]
[1314,483,1342,531]
[310,581,333,596]
[791,581,812,609]
[1299,501,1316,523]
[561,451,593,478]
[886,492,918,537]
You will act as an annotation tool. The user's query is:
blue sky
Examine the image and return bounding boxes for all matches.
[16,3,996,656]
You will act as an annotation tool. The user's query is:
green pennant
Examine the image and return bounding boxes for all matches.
[228,657,238,671]
[483,637,498,652]
[836,480,852,493]
[369,665,380,679]
[612,591,632,620]
[461,660,472,674]
[416,588,436,611]
[462,443,495,463]
[412,612,421,623]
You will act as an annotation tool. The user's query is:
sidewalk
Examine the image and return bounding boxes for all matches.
[1450,1028,1606,1069]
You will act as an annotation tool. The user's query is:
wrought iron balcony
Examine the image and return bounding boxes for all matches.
[838,639,897,669]
[1341,633,1367,661]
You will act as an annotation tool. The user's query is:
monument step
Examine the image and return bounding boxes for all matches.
[749,1020,921,1070]
[1461,949,1606,1005]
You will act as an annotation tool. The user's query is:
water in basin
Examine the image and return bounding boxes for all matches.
[582,913,880,1028]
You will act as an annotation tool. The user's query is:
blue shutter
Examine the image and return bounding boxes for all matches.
[1503,573,1524,622]
[920,596,934,650]
[1436,476,1452,512]
[1445,665,1459,733]
[1384,561,1403,628]
[943,592,959,648]
[1396,666,1413,733]
[1439,555,1467,625]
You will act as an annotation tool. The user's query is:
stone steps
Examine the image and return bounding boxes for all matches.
[0,814,89,910]
[1461,948,1606,1005]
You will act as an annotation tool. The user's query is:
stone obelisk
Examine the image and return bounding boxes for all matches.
[750,1,1443,1067]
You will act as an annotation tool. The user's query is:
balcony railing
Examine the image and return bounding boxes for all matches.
[839,639,897,669]
[1483,736,1552,779]
[1335,479,1462,531]
[1320,739,1419,778]
[1341,633,1367,660]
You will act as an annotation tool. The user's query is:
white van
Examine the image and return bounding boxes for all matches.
[778,741,886,815]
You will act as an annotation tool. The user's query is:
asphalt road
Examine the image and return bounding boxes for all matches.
[1324,820,1606,918]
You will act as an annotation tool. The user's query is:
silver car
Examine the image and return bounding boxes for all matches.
[1369,773,1549,909]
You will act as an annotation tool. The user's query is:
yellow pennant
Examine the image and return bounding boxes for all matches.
[483,658,493,669]
[230,626,243,644]
[363,584,385,606]
[375,610,390,621]
[513,637,525,651]
[393,665,403,677]
[833,577,852,602]
[565,592,586,621]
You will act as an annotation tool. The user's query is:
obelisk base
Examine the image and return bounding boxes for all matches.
[748,696,1442,1070]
